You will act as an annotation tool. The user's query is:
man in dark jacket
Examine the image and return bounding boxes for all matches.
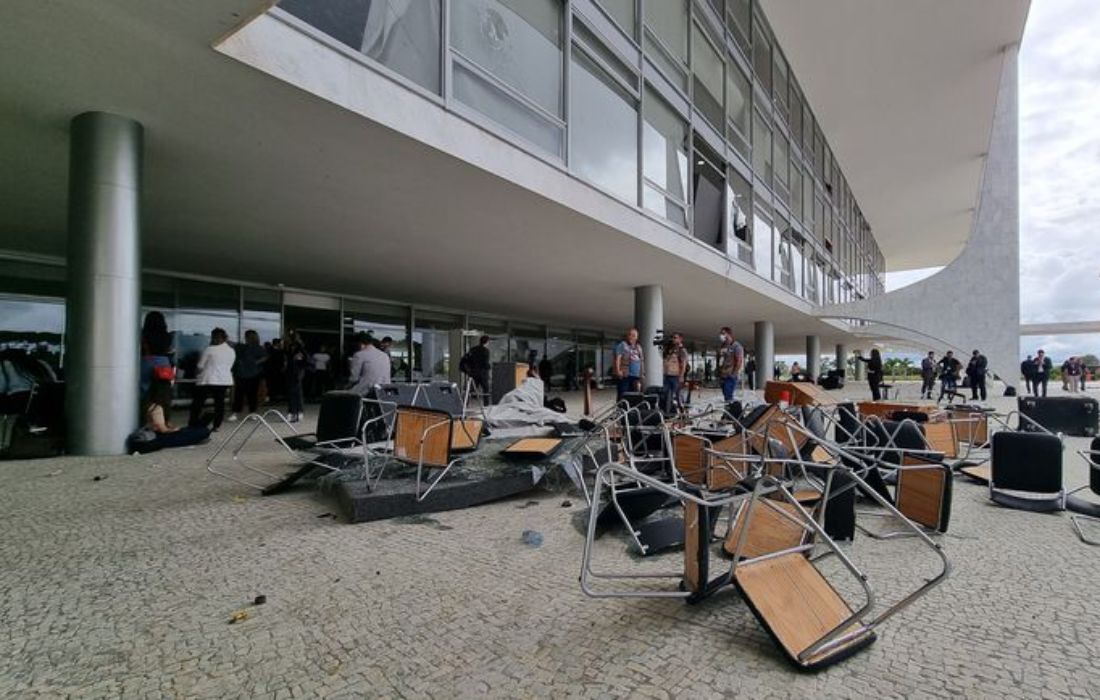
[1033,349,1052,397]
[460,335,492,398]
[921,351,937,399]
[966,350,988,401]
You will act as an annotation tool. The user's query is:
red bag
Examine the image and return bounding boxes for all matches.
[153,365,175,382]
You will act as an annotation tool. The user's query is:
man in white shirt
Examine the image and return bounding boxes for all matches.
[348,334,391,396]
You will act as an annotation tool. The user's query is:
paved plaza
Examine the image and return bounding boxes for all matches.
[2,385,1099,698]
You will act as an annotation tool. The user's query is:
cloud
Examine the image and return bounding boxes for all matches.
[1016,0,1100,355]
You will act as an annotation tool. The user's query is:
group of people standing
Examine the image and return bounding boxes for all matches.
[1020,351,1089,396]
[138,311,343,439]
[612,326,746,405]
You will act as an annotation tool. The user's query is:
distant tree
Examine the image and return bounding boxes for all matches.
[1080,353,1099,368]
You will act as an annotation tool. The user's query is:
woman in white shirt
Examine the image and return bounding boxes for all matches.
[188,327,236,430]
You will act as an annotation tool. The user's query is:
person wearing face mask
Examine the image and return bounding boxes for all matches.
[717,326,745,402]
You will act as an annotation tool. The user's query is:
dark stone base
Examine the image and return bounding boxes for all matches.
[335,469,539,523]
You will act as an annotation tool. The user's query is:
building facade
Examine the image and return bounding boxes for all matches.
[0,0,1029,453]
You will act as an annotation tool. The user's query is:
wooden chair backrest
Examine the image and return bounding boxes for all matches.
[951,413,988,446]
[896,456,947,529]
[394,407,452,468]
[748,409,809,462]
[922,420,957,459]
[451,418,483,451]
[709,434,750,490]
[673,433,707,485]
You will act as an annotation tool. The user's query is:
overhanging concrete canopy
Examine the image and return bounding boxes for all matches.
[763,0,1030,271]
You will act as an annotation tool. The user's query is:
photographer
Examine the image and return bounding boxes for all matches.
[661,332,689,409]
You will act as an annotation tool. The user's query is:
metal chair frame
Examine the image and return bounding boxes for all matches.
[206,407,362,491]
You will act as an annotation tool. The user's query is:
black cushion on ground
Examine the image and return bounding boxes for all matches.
[991,431,1063,494]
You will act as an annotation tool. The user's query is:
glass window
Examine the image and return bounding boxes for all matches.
[774,130,789,191]
[644,0,688,63]
[753,207,773,280]
[802,166,814,224]
[727,167,752,265]
[790,164,802,222]
[412,309,462,380]
[451,0,563,155]
[281,0,442,93]
[0,298,65,374]
[452,63,563,156]
[242,287,281,345]
[642,87,689,226]
[791,235,804,296]
[573,18,636,86]
[726,58,751,150]
[774,221,792,283]
[510,324,546,364]
[570,49,638,203]
[752,110,772,187]
[693,140,725,251]
[467,316,509,365]
[751,19,771,94]
[726,0,751,54]
[691,22,723,129]
[546,329,577,388]
[452,0,562,116]
[773,49,789,116]
[345,300,409,380]
[790,87,803,147]
[802,102,813,155]
[598,0,635,37]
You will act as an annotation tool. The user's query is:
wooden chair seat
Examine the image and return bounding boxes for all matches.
[959,462,991,484]
[734,552,874,668]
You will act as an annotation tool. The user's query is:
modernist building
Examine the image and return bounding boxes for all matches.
[0,0,1029,454]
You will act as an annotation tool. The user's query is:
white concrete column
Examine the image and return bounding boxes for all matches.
[836,344,849,378]
[853,349,865,381]
[806,335,821,380]
[754,321,774,391]
[66,112,143,455]
[634,285,663,388]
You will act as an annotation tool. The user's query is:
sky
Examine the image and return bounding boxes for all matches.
[884,0,1100,362]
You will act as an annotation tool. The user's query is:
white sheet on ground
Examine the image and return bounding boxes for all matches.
[484,378,575,428]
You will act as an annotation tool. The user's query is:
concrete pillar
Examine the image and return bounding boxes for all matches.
[836,344,848,378]
[754,321,774,391]
[634,285,663,388]
[806,335,821,380]
[65,112,143,455]
[853,349,865,381]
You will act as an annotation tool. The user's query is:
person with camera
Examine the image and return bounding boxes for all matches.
[661,332,689,409]
[612,327,644,399]
[717,327,744,402]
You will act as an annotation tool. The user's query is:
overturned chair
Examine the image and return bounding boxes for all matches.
[363,405,483,501]
[580,444,950,671]
[207,391,365,494]
[1066,437,1100,544]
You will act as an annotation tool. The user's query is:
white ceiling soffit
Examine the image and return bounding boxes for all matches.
[761,0,1030,272]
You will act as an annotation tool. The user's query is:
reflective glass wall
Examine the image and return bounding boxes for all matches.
[0,258,631,390]
[277,0,887,302]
